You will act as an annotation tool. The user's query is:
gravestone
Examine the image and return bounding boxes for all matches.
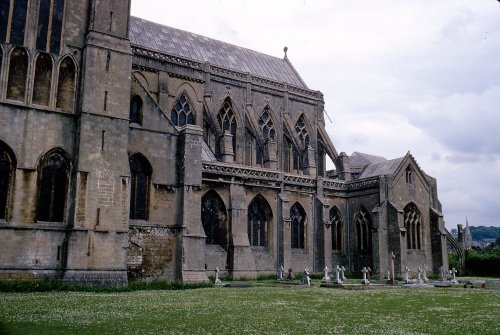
[361,267,370,285]
[301,267,311,286]
[276,264,284,281]
[449,268,458,284]
[322,266,331,283]
[341,266,347,282]
[335,265,343,284]
[403,266,410,284]
[422,265,429,283]
[286,268,293,281]
[214,267,223,285]
[417,267,422,284]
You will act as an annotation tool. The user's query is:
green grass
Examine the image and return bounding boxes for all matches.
[0,282,498,335]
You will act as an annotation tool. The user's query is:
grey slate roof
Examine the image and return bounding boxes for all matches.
[129,16,307,88]
[357,157,404,179]
[348,152,388,168]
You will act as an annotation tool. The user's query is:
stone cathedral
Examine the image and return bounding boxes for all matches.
[0,0,448,286]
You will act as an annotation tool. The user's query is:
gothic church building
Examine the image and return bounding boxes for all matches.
[0,0,448,285]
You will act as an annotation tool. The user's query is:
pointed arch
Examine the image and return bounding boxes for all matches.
[0,140,16,221]
[7,47,29,101]
[294,114,310,148]
[258,105,276,142]
[129,153,152,220]
[283,134,302,174]
[248,195,272,247]
[129,95,143,125]
[217,97,238,158]
[354,206,372,251]
[201,190,228,248]
[32,52,53,106]
[170,92,194,127]
[56,56,76,113]
[290,202,306,249]
[36,148,71,223]
[404,203,421,250]
[329,206,344,251]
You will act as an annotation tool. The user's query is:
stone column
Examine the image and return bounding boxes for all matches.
[264,140,278,169]
[178,125,209,283]
[279,193,292,271]
[220,131,234,163]
[229,183,256,279]
[336,152,352,182]
[303,145,317,177]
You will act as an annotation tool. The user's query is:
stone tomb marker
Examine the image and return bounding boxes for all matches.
[322,266,331,283]
[403,266,410,284]
[341,266,347,282]
[214,267,223,285]
[361,267,370,285]
[449,268,458,284]
[335,265,343,284]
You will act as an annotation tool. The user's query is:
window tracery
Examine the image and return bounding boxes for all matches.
[330,207,343,251]
[171,93,194,127]
[290,202,306,249]
[129,153,152,220]
[355,207,371,251]
[404,203,421,249]
[201,191,228,248]
[36,150,70,222]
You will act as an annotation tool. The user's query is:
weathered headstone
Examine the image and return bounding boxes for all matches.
[387,270,391,281]
[417,267,422,284]
[361,267,370,285]
[215,267,223,285]
[439,266,446,281]
[322,266,331,283]
[341,266,347,282]
[449,268,458,284]
[277,264,284,281]
[404,266,410,284]
[301,267,311,286]
[422,265,429,283]
[335,265,343,284]
[287,268,293,281]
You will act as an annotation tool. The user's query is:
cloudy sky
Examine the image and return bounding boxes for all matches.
[131,0,500,230]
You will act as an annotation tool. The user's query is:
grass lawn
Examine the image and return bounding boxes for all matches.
[0,282,498,335]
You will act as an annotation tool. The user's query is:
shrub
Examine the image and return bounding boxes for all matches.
[465,249,500,277]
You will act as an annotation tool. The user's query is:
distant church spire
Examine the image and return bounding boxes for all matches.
[464,216,472,249]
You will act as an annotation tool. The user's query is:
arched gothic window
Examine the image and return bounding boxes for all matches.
[201,191,228,248]
[7,47,28,101]
[129,153,152,220]
[244,129,263,167]
[404,203,421,250]
[0,0,28,45]
[330,206,343,251]
[290,202,306,249]
[56,57,76,113]
[36,0,64,54]
[258,106,275,142]
[129,96,143,125]
[405,167,413,184]
[32,53,52,106]
[248,195,272,247]
[217,98,237,156]
[295,115,310,147]
[283,137,302,174]
[171,93,194,127]
[0,141,16,221]
[36,150,70,222]
[355,207,372,251]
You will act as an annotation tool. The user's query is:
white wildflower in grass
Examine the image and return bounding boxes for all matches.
[0,284,498,334]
